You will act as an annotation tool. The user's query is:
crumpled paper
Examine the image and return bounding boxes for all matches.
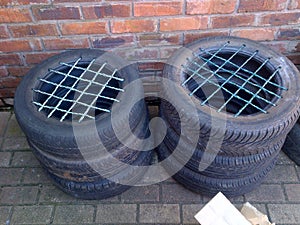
[240,202,275,225]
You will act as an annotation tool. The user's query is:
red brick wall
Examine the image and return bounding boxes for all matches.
[0,0,299,102]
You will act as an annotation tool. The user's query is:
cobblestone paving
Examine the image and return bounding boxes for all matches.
[0,111,299,225]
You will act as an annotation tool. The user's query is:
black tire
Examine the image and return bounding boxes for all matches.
[14,49,146,157]
[157,141,278,197]
[159,123,284,178]
[282,122,300,166]
[161,36,300,154]
[14,49,152,199]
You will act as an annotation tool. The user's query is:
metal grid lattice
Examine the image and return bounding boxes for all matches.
[182,42,287,117]
[33,58,124,122]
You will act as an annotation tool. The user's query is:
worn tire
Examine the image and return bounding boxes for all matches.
[282,122,300,166]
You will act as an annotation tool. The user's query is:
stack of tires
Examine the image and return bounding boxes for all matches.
[157,36,300,197]
[14,50,152,199]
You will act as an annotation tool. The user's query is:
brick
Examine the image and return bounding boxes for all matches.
[138,62,165,71]
[137,33,180,46]
[24,52,59,65]
[264,165,298,183]
[0,152,11,167]
[32,6,80,21]
[96,204,137,223]
[82,4,131,19]
[0,26,9,39]
[23,168,51,184]
[11,151,40,167]
[139,204,180,223]
[54,205,94,224]
[112,19,157,34]
[11,206,52,224]
[115,48,159,61]
[0,68,8,77]
[289,0,300,9]
[0,40,42,53]
[120,185,160,203]
[0,54,22,66]
[278,28,300,41]
[284,184,300,201]
[187,0,236,14]
[60,21,107,35]
[134,1,182,16]
[0,186,39,204]
[239,0,286,12]
[0,8,32,23]
[1,0,48,6]
[245,184,285,203]
[268,204,300,224]
[2,137,30,150]
[0,207,12,225]
[276,150,295,164]
[211,15,255,29]
[184,31,230,44]
[160,16,208,32]
[43,38,89,50]
[0,111,11,137]
[160,46,180,59]
[9,24,58,38]
[263,41,289,54]
[92,35,134,48]
[183,204,204,224]
[287,54,300,65]
[0,168,23,185]
[0,88,15,98]
[7,66,32,77]
[5,114,25,137]
[0,76,22,89]
[260,12,300,26]
[231,28,275,41]
[53,0,104,2]
[161,183,202,203]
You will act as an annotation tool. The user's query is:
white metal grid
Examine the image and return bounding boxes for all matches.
[33,58,124,122]
[182,42,287,117]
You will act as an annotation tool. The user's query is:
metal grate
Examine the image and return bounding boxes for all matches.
[182,42,287,117]
[33,58,124,122]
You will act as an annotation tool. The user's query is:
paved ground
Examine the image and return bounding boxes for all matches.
[0,110,299,225]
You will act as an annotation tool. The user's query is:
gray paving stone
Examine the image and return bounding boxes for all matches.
[11,151,40,167]
[203,194,245,204]
[96,204,137,223]
[0,112,11,137]
[245,184,285,203]
[22,168,51,184]
[182,204,204,224]
[0,168,23,185]
[276,151,294,165]
[0,186,39,205]
[0,206,12,225]
[5,115,24,137]
[296,165,300,181]
[268,204,300,224]
[161,183,202,203]
[39,186,78,203]
[120,185,159,203]
[264,165,298,183]
[2,137,29,151]
[53,205,94,224]
[139,204,180,223]
[284,184,300,202]
[0,152,11,167]
[11,205,53,224]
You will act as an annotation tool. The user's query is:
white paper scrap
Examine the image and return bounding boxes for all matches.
[194,192,252,225]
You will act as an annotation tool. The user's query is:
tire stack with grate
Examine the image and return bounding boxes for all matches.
[14,49,152,199]
[157,36,300,197]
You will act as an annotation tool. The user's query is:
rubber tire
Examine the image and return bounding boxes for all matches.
[157,141,278,197]
[282,122,300,166]
[14,49,146,157]
[161,36,300,155]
